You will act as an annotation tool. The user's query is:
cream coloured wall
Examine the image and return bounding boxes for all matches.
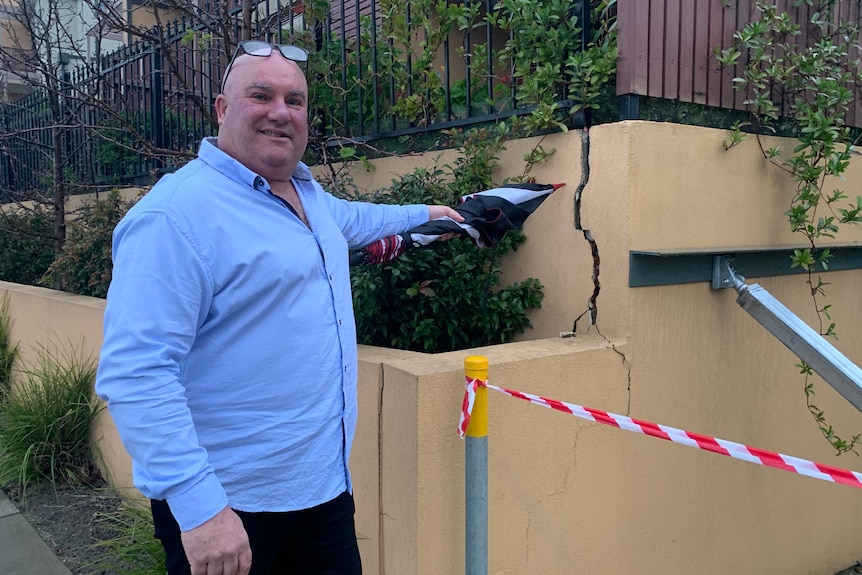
[0,282,138,499]
[333,122,862,343]
[2,121,862,573]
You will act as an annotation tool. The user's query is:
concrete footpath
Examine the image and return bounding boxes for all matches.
[0,490,72,575]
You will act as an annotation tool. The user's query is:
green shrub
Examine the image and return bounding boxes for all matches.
[352,231,543,352]
[0,207,54,286]
[40,189,136,298]
[350,126,545,353]
[0,344,102,489]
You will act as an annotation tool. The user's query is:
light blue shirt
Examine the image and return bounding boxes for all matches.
[96,138,429,531]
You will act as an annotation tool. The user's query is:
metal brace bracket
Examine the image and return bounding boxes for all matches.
[711,255,746,291]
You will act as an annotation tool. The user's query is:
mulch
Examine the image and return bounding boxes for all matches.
[2,482,141,575]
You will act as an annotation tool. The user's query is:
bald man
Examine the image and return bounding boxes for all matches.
[96,42,463,575]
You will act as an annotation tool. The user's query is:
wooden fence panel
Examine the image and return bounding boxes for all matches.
[692,1,709,104]
[720,1,736,109]
[617,0,862,127]
[663,0,680,100]
[677,0,695,102]
[616,0,635,95]
[703,0,718,107]
[733,0,752,110]
[616,0,649,96]
[648,0,665,97]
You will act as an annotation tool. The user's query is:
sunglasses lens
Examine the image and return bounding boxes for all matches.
[241,41,274,57]
[278,45,309,62]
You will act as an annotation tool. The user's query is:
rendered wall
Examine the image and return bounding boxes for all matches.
[317,121,862,574]
[3,121,862,574]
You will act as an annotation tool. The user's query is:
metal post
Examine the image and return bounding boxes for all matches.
[713,255,862,412]
[465,355,488,575]
[736,283,862,411]
[149,47,164,175]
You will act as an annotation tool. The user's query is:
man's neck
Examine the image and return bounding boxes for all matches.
[271,180,310,228]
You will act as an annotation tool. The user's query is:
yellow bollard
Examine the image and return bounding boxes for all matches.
[465,355,489,438]
[464,355,488,575]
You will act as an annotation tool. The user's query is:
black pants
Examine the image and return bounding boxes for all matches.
[151,491,363,575]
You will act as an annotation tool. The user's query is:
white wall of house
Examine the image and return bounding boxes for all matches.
[31,0,125,67]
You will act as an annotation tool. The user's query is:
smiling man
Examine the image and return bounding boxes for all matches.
[95,42,462,575]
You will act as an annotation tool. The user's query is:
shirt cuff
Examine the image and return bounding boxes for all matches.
[166,473,230,531]
[409,204,431,226]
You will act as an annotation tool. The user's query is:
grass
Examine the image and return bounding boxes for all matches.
[0,343,102,489]
[0,294,18,401]
[0,300,164,572]
[88,502,167,575]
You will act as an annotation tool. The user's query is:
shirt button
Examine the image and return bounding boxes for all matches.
[253,176,264,188]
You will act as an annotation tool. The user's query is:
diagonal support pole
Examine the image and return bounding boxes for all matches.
[712,256,862,412]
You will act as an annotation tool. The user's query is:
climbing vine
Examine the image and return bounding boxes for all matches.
[717,0,862,454]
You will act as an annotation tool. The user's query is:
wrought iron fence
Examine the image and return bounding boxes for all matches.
[0,0,593,197]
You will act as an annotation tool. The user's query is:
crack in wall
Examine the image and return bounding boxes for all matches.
[612,343,633,416]
[568,127,634,415]
[378,367,386,575]
[571,127,600,334]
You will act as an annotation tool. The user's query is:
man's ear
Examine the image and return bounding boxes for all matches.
[214,94,228,125]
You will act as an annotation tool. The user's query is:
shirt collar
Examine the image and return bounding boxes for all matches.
[198,137,315,188]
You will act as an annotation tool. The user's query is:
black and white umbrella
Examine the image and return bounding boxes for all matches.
[351,182,564,266]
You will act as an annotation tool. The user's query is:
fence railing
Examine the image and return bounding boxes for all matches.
[7,1,862,200]
[0,0,594,197]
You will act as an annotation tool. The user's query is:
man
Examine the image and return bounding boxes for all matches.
[95,41,463,575]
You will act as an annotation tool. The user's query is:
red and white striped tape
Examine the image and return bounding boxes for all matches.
[459,377,862,489]
[458,376,482,438]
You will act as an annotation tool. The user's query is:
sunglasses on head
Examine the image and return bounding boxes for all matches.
[221,40,309,92]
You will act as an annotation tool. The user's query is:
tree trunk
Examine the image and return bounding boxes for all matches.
[49,95,66,289]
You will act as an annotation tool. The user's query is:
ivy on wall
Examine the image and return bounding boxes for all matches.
[717,0,862,453]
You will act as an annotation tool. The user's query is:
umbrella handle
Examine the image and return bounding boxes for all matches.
[349,250,367,266]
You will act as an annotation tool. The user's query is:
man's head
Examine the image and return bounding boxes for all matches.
[214,42,310,183]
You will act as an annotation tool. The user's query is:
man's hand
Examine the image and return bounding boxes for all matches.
[427,205,464,222]
[181,506,252,575]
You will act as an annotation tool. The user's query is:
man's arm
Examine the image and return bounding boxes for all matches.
[319,186,463,248]
[96,210,228,530]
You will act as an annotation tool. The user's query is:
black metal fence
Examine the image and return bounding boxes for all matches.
[0,0,593,196]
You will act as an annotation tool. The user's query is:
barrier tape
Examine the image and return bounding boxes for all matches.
[458,376,482,438]
[458,377,862,489]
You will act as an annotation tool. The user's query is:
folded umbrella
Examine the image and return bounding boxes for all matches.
[350,182,564,266]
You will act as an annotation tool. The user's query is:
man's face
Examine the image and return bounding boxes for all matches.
[214,53,309,182]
